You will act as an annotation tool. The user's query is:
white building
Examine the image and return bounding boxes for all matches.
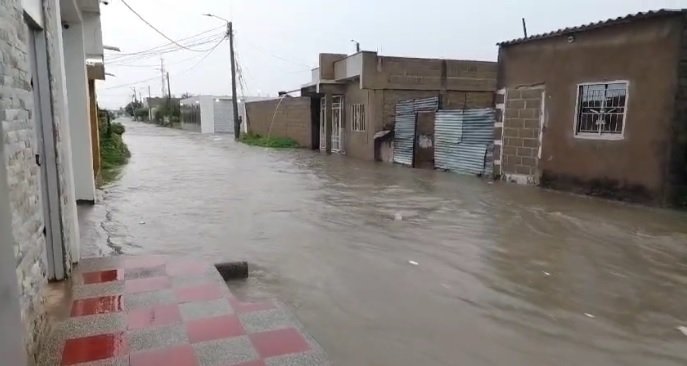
[1,0,106,362]
[180,95,237,134]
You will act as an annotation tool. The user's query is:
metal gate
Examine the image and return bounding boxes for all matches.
[435,108,495,175]
[320,96,344,152]
[331,96,343,153]
[393,97,439,166]
[393,100,416,166]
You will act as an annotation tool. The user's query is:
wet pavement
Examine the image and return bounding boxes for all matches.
[83,118,687,366]
[41,255,328,365]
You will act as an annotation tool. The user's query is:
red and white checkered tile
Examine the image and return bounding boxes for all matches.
[41,256,329,366]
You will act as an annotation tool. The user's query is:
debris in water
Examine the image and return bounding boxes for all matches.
[408,260,419,266]
[394,212,403,221]
[543,271,551,276]
[677,326,687,336]
[584,313,595,318]
[138,221,146,225]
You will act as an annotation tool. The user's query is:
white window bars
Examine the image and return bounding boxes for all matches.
[351,104,365,132]
[575,82,628,139]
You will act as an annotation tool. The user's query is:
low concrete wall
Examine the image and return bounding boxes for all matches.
[245,97,312,148]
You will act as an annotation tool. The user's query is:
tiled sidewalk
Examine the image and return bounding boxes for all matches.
[40,255,329,366]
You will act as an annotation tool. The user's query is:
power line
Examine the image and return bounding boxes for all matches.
[107,26,225,59]
[107,34,226,64]
[120,0,217,52]
[103,37,227,91]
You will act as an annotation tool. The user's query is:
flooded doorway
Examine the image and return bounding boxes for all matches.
[319,95,344,153]
[331,95,344,153]
[414,111,435,169]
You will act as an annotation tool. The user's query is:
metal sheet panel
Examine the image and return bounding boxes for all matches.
[461,108,495,144]
[393,113,416,166]
[414,96,439,112]
[435,108,495,175]
[395,99,414,115]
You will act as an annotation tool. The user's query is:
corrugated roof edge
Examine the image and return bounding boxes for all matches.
[498,9,687,46]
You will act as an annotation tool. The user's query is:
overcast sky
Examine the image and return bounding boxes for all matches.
[97,0,687,108]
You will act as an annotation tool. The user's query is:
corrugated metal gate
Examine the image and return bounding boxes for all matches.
[393,97,438,166]
[393,100,416,166]
[435,108,495,175]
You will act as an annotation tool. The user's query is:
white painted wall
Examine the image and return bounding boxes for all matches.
[213,99,234,134]
[21,0,43,27]
[52,3,81,262]
[62,22,95,202]
[200,96,215,134]
[82,12,102,57]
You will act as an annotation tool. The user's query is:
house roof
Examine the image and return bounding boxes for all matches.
[498,9,686,46]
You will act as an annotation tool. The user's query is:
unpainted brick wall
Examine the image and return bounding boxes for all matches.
[501,88,543,178]
[245,97,312,147]
[373,57,497,91]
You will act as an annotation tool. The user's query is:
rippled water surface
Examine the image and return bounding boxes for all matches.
[85,119,687,365]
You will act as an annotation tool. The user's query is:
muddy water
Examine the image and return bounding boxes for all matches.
[89,119,687,365]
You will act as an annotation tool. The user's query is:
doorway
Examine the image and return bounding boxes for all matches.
[414,111,435,169]
[311,97,320,150]
[27,23,66,280]
[319,95,344,153]
[331,95,343,153]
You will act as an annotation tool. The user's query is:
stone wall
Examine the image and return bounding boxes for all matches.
[1,1,49,361]
[245,97,312,148]
[501,88,543,183]
[1,0,79,363]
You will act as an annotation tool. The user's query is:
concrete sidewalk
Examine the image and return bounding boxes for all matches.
[40,255,329,366]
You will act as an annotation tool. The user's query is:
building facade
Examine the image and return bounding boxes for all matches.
[496,10,687,205]
[300,52,497,161]
[1,0,105,362]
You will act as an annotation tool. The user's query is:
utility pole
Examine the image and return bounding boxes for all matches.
[522,18,528,38]
[203,13,240,138]
[160,58,166,96]
[147,85,152,121]
[228,22,240,139]
[166,72,171,109]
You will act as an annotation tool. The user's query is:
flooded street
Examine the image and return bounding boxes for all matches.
[85,119,687,366]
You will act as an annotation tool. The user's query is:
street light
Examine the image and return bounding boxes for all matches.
[203,13,229,23]
[202,13,240,139]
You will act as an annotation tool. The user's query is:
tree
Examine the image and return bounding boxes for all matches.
[124,100,143,116]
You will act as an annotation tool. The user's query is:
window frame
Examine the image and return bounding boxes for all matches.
[351,103,366,132]
[572,80,629,141]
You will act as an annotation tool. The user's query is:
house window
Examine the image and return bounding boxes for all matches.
[575,82,628,138]
[351,104,365,132]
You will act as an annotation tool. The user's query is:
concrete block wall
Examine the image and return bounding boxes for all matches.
[501,88,543,183]
[366,56,497,92]
[245,97,312,147]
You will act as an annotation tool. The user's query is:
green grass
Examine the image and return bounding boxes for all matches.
[99,122,130,185]
[239,133,299,148]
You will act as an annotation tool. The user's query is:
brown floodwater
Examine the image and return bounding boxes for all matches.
[83,119,687,366]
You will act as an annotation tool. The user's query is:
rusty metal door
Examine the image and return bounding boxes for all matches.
[414,111,435,169]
